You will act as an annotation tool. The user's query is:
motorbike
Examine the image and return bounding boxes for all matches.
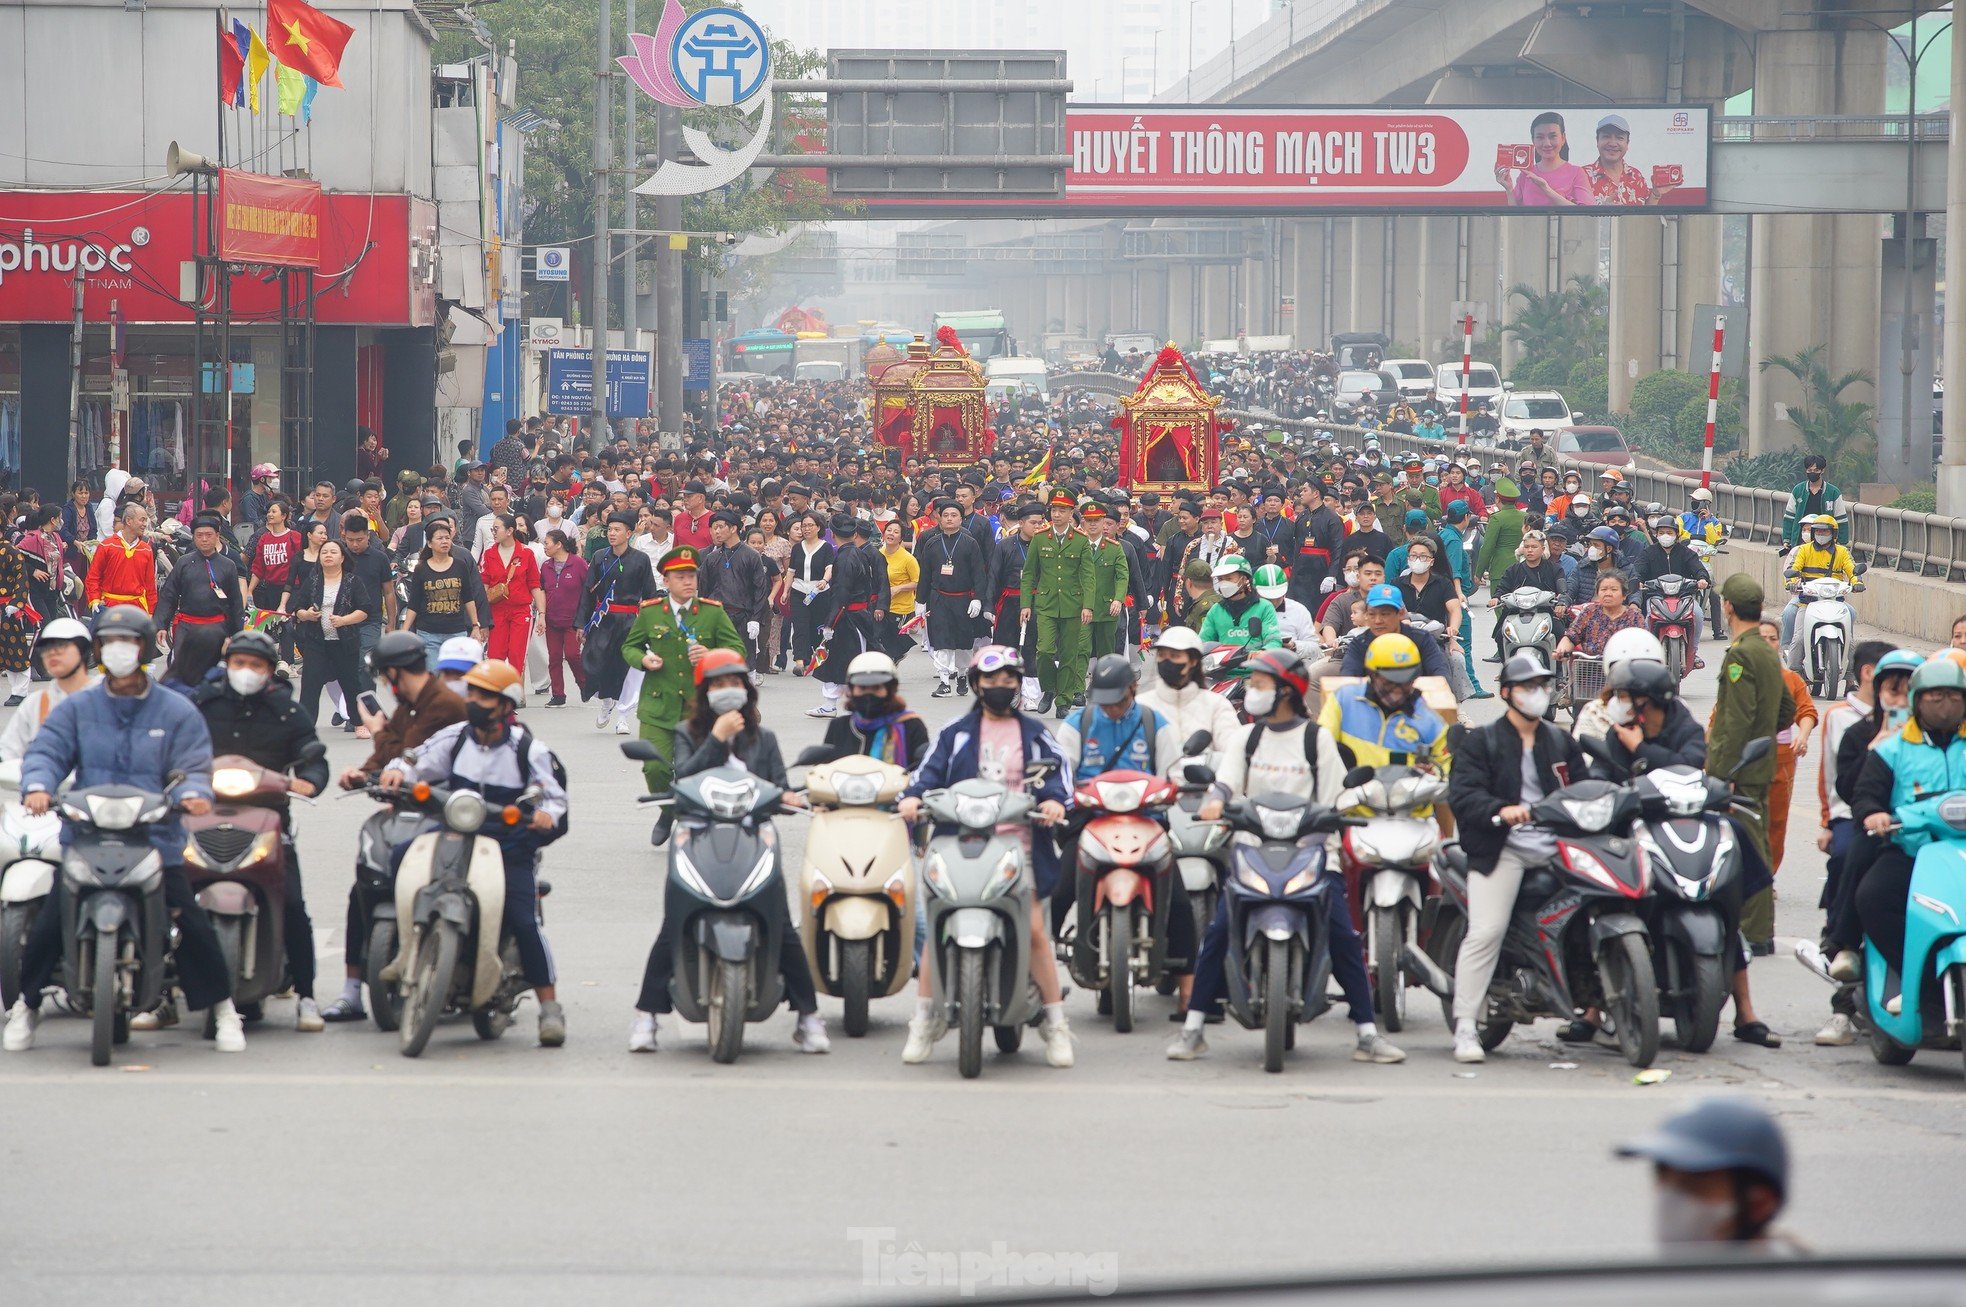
[1688,539,1726,639]
[54,783,179,1066]
[621,740,795,1064]
[345,792,430,1031]
[793,746,914,1038]
[180,749,322,1028]
[1165,732,1230,984]
[382,777,551,1058]
[0,759,69,1011]
[918,777,1045,1079]
[1785,569,1867,699]
[1067,765,1182,1033]
[1426,776,1664,1068]
[1639,574,1702,684]
[1495,586,1559,665]
[1201,641,1252,714]
[1334,764,1447,1034]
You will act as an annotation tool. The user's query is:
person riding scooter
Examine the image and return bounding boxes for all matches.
[378,659,569,1047]
[0,618,97,764]
[1135,626,1244,748]
[1779,514,1856,657]
[819,651,929,767]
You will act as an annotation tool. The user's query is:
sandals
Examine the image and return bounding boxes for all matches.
[1556,1018,1597,1043]
[1733,1020,1783,1048]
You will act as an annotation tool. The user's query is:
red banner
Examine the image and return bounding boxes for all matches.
[218,170,323,267]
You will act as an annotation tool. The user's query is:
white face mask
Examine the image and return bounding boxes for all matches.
[546,504,563,518]
[1586,546,1605,562]
[1511,685,1551,719]
[1812,532,1832,547]
[1603,695,1635,727]
[1655,532,1676,547]
[266,477,281,492]
[1408,557,1432,575]
[706,686,748,714]
[1214,579,1241,599]
[1343,569,1359,587]
[100,642,142,678]
[1242,686,1277,718]
[227,667,269,697]
[1654,1186,1737,1246]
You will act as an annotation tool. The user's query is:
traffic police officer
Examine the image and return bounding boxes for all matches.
[1022,489,1096,718]
[620,546,746,796]
[1707,572,1795,951]
[1082,503,1131,663]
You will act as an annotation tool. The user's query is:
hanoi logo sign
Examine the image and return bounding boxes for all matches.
[618,0,774,196]
[672,8,769,107]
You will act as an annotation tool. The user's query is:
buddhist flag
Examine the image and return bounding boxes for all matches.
[218,19,247,106]
[267,0,356,88]
[246,25,272,114]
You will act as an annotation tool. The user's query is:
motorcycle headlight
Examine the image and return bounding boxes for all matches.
[1561,794,1617,833]
[442,790,487,834]
[1235,865,1270,895]
[701,776,760,819]
[211,767,257,799]
[980,849,1022,900]
[1094,779,1148,814]
[180,838,209,869]
[671,847,716,901]
[922,852,959,902]
[1255,803,1302,841]
[85,793,144,831]
[246,832,279,864]
[953,794,1000,831]
[1282,865,1324,895]
[831,771,882,808]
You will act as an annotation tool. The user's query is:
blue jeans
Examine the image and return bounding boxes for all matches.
[356,621,382,693]
[416,630,448,668]
[1458,609,1482,689]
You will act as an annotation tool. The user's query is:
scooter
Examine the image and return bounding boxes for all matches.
[621,740,794,1064]
[793,746,914,1038]
[1496,586,1559,665]
[1202,642,1252,714]
[1165,732,1229,980]
[1334,763,1447,1035]
[1067,765,1181,1033]
[1785,568,1867,700]
[1841,792,1966,1075]
[1687,540,1726,639]
[1426,777,1664,1068]
[1639,574,1702,684]
[0,759,69,1011]
[345,793,432,1031]
[53,783,178,1066]
[918,777,1045,1079]
[383,778,551,1058]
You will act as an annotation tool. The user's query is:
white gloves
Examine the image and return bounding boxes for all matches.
[746,620,760,640]
[1320,576,1338,595]
[967,600,982,619]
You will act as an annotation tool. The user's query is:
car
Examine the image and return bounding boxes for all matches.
[1333,369,1399,415]
[1381,357,1438,401]
[1499,390,1575,440]
[1555,424,1634,471]
[1435,361,1504,408]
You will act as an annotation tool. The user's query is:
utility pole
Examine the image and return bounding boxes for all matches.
[655,104,684,433]
[589,0,613,452]
[622,0,639,345]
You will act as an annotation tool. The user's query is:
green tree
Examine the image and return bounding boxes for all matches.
[1501,273,1608,397]
[1630,370,1705,430]
[1566,357,1609,417]
[1757,345,1878,487]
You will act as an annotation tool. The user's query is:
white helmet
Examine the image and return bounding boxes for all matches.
[845,651,899,686]
[1602,627,1667,673]
[1690,487,1713,503]
[33,616,92,665]
[1153,626,1204,653]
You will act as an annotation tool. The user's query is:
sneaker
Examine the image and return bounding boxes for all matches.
[295,997,325,1032]
[954,680,969,696]
[613,718,632,735]
[806,705,836,718]
[2,694,21,708]
[538,1000,567,1046]
[1165,1028,1208,1060]
[331,712,346,727]
[1452,1021,1485,1064]
[212,1004,246,1053]
[1828,949,1863,982]
[793,1012,831,1054]
[1813,1012,1857,1046]
[1354,1032,1406,1063]
[932,680,953,698]
[546,695,567,708]
[533,683,551,695]
[1467,689,1494,700]
[629,1011,659,1053]
[596,698,617,729]
[1556,1018,1597,1044]
[900,1014,945,1064]
[320,995,367,1022]
[1885,993,1903,1016]
[2,999,37,1052]
[1040,1017,1075,1068]
[130,1009,162,1032]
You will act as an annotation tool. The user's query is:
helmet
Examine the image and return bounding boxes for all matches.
[1908,658,1966,699]
[1152,626,1204,654]
[1211,554,1251,579]
[967,644,1023,686]
[845,651,899,687]
[1588,525,1622,545]
[1873,648,1924,682]
[461,659,524,707]
[436,635,484,673]
[694,647,749,686]
[1088,654,1137,705]
[1252,563,1288,600]
[1616,1097,1789,1199]
[1690,487,1713,503]
[1806,513,1838,536]
[1364,633,1423,684]
[1246,648,1312,703]
[33,616,92,657]
[1608,658,1677,705]
[250,462,279,481]
[93,604,157,662]
[222,629,280,668]
[1499,648,1556,687]
[368,629,429,674]
[1603,627,1667,672]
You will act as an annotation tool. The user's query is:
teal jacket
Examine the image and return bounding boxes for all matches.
[1864,722,1966,856]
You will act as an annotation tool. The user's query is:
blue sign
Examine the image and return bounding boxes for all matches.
[544,348,653,417]
[536,247,571,283]
[671,8,771,107]
[682,338,713,392]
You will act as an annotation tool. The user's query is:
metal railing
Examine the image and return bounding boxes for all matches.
[1712,114,1951,144]
[1221,410,1966,583]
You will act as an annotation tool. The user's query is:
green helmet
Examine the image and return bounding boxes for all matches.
[1909,658,1966,698]
[1252,563,1288,600]
[1211,554,1251,579]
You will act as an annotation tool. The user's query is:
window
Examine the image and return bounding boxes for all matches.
[1559,429,1629,455]
[1505,398,1571,421]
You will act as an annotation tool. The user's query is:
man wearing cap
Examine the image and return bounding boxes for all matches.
[922,498,992,697]
[620,545,744,794]
[1616,1098,1798,1249]
[673,481,714,551]
[1583,114,1672,206]
[455,462,492,545]
[1342,497,1393,563]
[157,514,247,688]
[1398,459,1441,519]
[702,512,772,672]
[1338,584,1456,685]
[1023,491,1096,716]
[1083,503,1132,662]
[580,511,662,734]
[1708,573,1795,951]
[1289,481,1344,611]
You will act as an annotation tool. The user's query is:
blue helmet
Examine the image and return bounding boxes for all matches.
[1616,1097,1789,1199]
[1873,648,1924,681]
[1588,525,1623,545]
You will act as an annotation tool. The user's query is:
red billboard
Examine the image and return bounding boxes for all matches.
[218,169,323,267]
[0,189,437,325]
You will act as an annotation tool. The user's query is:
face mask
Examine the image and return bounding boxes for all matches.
[1511,686,1551,720]
[546,504,563,519]
[706,686,749,715]
[1920,702,1966,737]
[1586,546,1604,562]
[1807,470,1823,481]
[1425,476,1439,486]
[1654,1186,1736,1246]
[1242,687,1277,718]
[1408,558,1431,575]
[1570,505,1588,517]
[1655,532,1676,548]
[466,701,505,731]
[443,676,468,697]
[100,642,141,678]
[266,477,281,492]
[1604,696,1635,727]
[848,692,889,717]
[227,667,268,697]
[1812,533,1831,547]
[1343,569,1359,587]
[1155,660,1189,689]
[978,684,1019,714]
[1214,579,1241,599]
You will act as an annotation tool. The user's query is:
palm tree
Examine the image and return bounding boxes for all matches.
[1757,345,1877,487]
[1501,283,1573,364]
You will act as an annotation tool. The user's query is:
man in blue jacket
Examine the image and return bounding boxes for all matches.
[4,606,245,1054]
[1337,585,1456,684]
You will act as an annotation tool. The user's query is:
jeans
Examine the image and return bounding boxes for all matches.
[1452,845,1531,1025]
[354,621,382,694]
[1779,598,1801,652]
[499,844,555,989]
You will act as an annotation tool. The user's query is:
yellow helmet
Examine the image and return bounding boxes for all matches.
[1364,633,1423,684]
[1806,513,1838,533]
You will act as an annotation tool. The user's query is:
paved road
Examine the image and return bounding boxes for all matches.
[2,614,1963,1304]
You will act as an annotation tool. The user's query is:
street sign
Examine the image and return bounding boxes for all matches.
[544,348,653,417]
[682,338,713,392]
[536,247,571,282]
[527,317,565,349]
[1691,304,1747,379]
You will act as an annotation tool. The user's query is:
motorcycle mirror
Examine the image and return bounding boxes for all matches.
[792,744,843,768]
[1181,730,1213,756]
[1729,736,1774,779]
[1855,561,1869,575]
[1342,765,1374,788]
[1182,762,1216,786]
[619,739,658,762]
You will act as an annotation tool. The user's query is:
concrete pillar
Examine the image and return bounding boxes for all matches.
[1608,217,1663,412]
[1465,214,1501,355]
[1167,263,1195,347]
[1324,219,1355,345]
[1348,217,1386,336]
[1497,216,1550,375]
[1876,222,1937,487]
[1674,215,1724,370]
[1943,22,1966,513]
[1413,216,1460,361]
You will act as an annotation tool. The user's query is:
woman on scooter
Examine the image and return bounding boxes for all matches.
[819,651,929,767]
[0,619,96,764]
[629,648,829,1056]
[1134,626,1244,750]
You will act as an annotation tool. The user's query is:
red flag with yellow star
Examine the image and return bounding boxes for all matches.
[266,0,354,89]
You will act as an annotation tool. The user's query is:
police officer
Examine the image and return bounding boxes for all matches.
[1708,573,1795,953]
[1022,490,1095,718]
[1082,503,1131,662]
[620,546,745,799]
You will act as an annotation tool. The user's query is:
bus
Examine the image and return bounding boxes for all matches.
[727,328,797,377]
[932,309,1012,361]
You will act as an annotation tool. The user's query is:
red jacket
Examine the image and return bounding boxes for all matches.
[480,543,541,613]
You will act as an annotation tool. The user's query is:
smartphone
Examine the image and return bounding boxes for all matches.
[358,692,383,719]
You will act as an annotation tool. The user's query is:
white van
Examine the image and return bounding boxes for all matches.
[1434,361,1504,408]
[1381,358,1437,401]
[985,356,1049,400]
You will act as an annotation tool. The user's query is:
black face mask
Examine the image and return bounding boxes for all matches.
[978,685,1020,714]
[849,692,890,718]
[1807,470,1824,481]
[466,702,504,731]
[1156,660,1190,688]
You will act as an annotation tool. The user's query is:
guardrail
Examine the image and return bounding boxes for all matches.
[1712,114,1950,144]
[1221,410,1966,583]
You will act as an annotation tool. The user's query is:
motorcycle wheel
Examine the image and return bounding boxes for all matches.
[838,939,873,1039]
[1599,933,1661,1068]
[1368,905,1406,1034]
[205,917,247,1041]
[366,920,403,1032]
[90,928,117,1068]
[0,902,31,1011]
[472,1006,511,1041]
[1662,635,1686,685]
[1673,953,1726,1054]
[706,956,749,1065]
[1107,906,1134,1034]
[1817,636,1844,701]
[1868,1021,1915,1066]
[956,948,986,1080]
[993,1023,1023,1053]
[1262,938,1291,1074]
[400,921,458,1059]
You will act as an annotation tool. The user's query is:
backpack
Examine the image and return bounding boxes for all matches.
[1242,718,1322,795]
[449,722,570,842]
[1076,703,1159,775]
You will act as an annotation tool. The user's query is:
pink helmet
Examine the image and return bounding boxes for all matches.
[251,463,279,481]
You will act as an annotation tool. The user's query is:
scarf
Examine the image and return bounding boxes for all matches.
[850,707,916,768]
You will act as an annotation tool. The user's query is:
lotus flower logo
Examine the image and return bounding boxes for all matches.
[619,2,776,195]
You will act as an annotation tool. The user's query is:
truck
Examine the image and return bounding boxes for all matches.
[933,309,1012,361]
[792,334,862,382]
[984,356,1050,405]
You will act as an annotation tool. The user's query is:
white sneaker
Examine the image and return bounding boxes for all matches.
[212,1002,247,1053]
[129,1009,162,1032]
[793,1012,831,1054]
[900,1014,945,1064]
[2,999,37,1052]
[295,997,324,1033]
[1452,1020,1485,1064]
[1829,949,1863,982]
[806,705,836,718]
[1814,1012,1857,1046]
[1165,1029,1207,1060]
[595,698,617,729]
[614,718,632,735]
[1040,1017,1076,1068]
[628,1011,658,1053]
[1885,993,1903,1016]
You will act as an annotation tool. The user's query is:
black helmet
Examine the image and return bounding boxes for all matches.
[222,629,280,667]
[1608,657,1677,705]
[93,604,158,662]
[368,629,429,675]
[1498,648,1555,687]
[1087,654,1136,706]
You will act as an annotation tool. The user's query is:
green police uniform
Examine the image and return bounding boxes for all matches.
[620,586,746,794]
[1021,521,1095,704]
[1706,574,1796,943]
[1084,534,1131,662]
